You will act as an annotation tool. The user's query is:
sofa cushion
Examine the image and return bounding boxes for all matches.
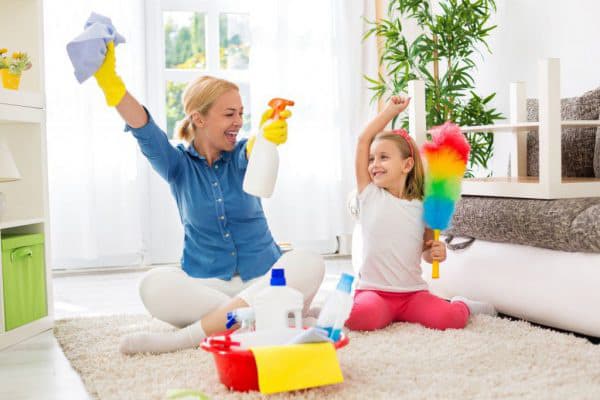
[446,196,600,253]
[526,87,600,178]
[595,128,600,177]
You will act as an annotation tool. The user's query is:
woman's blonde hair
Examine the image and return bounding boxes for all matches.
[176,76,239,142]
[375,131,425,200]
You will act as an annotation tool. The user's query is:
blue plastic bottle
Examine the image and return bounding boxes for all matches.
[316,273,354,341]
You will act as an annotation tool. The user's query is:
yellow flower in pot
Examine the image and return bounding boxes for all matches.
[1,51,32,90]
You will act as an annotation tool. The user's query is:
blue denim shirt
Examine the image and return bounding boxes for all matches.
[125,109,281,281]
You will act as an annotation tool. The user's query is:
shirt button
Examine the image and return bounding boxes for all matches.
[231,251,236,256]
[217,198,223,202]
[220,216,225,220]
[225,233,230,238]
[213,182,218,186]
[215,165,219,169]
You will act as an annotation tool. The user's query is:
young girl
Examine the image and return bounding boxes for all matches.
[345,95,496,332]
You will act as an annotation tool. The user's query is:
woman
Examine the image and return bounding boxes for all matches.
[92,42,325,354]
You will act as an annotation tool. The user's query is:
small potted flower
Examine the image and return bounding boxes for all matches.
[0,48,8,71]
[1,51,32,90]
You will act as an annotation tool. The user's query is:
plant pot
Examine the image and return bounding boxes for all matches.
[1,69,21,90]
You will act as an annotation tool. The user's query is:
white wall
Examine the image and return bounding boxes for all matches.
[474,0,600,114]
[471,0,600,174]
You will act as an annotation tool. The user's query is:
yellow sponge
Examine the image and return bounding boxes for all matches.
[250,342,343,394]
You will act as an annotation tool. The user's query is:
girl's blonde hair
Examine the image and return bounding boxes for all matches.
[375,131,425,200]
[176,76,239,142]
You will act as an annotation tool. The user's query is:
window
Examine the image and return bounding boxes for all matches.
[219,13,250,70]
[150,1,252,138]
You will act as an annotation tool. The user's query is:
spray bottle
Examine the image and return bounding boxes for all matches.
[316,273,354,341]
[225,307,255,333]
[243,98,294,198]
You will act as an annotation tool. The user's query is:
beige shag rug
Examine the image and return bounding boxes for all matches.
[54,314,600,400]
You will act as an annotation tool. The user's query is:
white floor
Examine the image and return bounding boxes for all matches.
[0,258,353,400]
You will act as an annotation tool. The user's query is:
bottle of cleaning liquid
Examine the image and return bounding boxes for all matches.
[316,273,354,341]
[243,98,294,198]
[253,268,303,331]
[225,307,255,333]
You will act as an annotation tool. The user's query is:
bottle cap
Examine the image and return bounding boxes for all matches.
[270,268,286,286]
[336,273,354,293]
[225,312,237,329]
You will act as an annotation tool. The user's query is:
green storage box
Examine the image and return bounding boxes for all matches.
[2,233,47,331]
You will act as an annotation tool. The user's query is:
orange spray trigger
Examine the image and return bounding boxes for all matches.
[268,98,294,120]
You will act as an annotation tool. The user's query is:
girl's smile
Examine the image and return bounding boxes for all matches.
[369,139,404,186]
[368,138,415,198]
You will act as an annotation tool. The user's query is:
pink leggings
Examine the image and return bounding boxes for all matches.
[345,289,469,331]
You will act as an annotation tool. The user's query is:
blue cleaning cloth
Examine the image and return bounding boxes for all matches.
[66,12,126,83]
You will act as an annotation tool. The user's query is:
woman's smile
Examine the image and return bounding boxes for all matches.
[224,129,238,145]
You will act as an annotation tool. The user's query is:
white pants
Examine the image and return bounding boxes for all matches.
[139,250,325,327]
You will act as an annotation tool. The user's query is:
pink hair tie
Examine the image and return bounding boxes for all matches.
[392,129,414,158]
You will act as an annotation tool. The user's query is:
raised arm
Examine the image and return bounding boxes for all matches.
[116,92,147,128]
[92,41,182,181]
[355,95,410,193]
[94,41,147,128]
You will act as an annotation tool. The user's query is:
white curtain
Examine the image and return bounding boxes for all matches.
[249,0,377,252]
[44,1,147,268]
[44,0,377,268]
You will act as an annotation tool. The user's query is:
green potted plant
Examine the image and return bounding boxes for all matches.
[365,0,503,177]
[1,51,32,90]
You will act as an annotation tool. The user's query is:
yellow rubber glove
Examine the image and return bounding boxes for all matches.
[93,41,126,107]
[246,109,292,157]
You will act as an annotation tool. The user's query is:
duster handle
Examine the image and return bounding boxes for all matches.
[432,229,440,279]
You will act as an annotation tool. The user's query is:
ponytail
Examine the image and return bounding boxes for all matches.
[176,118,193,142]
[404,145,425,201]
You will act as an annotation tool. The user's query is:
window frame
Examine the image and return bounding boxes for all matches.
[145,0,252,139]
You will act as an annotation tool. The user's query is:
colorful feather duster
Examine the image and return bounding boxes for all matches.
[422,122,470,279]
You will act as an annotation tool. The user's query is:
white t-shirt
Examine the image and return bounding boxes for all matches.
[357,183,428,292]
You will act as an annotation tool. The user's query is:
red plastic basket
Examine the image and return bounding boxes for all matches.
[201,332,349,392]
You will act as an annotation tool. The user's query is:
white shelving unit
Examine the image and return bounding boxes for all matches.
[0,0,53,350]
[408,58,600,199]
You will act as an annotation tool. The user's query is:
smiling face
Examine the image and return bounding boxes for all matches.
[192,89,243,153]
[369,138,414,193]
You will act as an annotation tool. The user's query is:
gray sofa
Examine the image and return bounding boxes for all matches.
[447,87,600,254]
[428,88,600,337]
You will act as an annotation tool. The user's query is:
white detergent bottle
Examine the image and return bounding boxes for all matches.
[243,98,294,198]
[253,268,303,331]
[316,273,355,341]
